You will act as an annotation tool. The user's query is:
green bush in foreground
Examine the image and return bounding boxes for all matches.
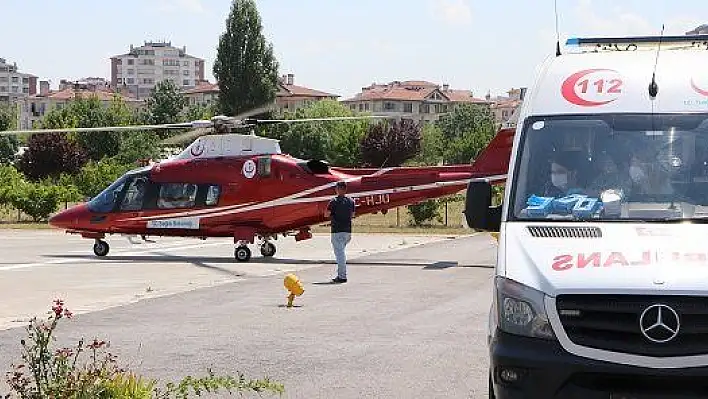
[3,300,285,398]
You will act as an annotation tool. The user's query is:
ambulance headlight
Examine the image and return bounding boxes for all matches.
[495,277,556,340]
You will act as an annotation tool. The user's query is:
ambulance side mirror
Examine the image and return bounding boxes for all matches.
[464,180,501,232]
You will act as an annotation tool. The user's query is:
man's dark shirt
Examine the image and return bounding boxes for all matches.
[328,195,355,233]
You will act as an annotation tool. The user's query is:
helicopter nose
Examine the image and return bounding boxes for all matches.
[49,204,88,229]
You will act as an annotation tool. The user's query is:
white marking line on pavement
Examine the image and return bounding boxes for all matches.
[0,241,231,272]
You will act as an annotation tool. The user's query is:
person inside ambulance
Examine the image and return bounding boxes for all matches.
[542,151,586,198]
[587,150,634,198]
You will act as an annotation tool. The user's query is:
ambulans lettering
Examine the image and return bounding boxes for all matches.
[353,194,390,207]
[551,251,708,271]
[561,69,624,107]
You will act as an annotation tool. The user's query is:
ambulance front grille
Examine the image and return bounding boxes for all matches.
[526,225,602,238]
[556,294,708,357]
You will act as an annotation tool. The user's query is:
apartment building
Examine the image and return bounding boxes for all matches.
[110,41,205,99]
[58,77,110,91]
[0,57,37,104]
[182,74,338,113]
[341,80,490,123]
[488,87,526,128]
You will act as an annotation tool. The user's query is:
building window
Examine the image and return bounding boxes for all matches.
[127,59,134,65]
[184,61,189,66]
[0,86,7,93]
[11,77,18,83]
[384,102,395,111]
[127,69,134,75]
[127,78,134,84]
[403,103,412,113]
[183,70,189,76]
[183,79,190,86]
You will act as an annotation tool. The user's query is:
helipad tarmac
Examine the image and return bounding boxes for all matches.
[0,229,498,398]
[0,230,451,330]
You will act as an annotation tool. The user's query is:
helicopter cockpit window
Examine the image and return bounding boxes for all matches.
[87,176,127,213]
[120,176,148,211]
[157,183,198,209]
[205,185,220,206]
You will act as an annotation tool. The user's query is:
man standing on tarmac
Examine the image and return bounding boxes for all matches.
[326,181,355,283]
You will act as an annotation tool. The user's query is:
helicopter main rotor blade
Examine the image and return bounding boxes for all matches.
[248,115,391,125]
[160,128,212,146]
[231,102,278,120]
[0,120,214,136]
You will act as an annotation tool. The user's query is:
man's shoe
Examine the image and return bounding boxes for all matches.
[332,277,347,283]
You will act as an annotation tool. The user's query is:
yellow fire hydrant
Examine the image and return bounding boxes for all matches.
[284,273,304,308]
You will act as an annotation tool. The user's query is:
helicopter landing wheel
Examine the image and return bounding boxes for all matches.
[234,246,252,262]
[93,240,110,257]
[260,242,276,257]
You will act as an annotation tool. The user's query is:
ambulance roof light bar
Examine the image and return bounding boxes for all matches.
[565,34,708,53]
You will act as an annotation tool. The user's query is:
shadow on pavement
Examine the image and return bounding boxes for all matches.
[43,254,493,270]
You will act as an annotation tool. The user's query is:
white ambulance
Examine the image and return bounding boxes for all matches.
[466,33,708,398]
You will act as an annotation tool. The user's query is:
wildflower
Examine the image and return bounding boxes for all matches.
[52,299,64,318]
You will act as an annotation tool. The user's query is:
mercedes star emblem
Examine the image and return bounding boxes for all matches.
[639,304,680,343]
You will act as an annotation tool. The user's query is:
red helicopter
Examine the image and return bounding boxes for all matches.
[0,107,512,262]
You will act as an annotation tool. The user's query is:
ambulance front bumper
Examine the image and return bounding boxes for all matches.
[490,330,708,398]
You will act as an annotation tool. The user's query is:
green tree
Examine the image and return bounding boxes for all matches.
[73,158,134,199]
[144,80,189,126]
[40,95,133,161]
[115,131,162,166]
[10,181,63,222]
[0,165,25,206]
[0,104,19,165]
[408,122,445,166]
[435,103,496,164]
[180,102,217,122]
[213,0,280,117]
[266,100,370,166]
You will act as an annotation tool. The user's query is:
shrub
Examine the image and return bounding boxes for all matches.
[407,199,442,226]
[3,300,285,398]
[9,182,63,222]
[0,166,26,206]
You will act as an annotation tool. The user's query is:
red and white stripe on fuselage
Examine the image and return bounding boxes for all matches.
[117,172,506,224]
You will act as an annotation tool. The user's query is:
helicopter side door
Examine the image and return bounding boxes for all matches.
[116,173,151,223]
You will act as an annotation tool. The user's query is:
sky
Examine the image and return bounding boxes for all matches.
[1,0,706,100]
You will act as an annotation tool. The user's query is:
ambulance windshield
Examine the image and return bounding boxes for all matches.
[510,113,708,221]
